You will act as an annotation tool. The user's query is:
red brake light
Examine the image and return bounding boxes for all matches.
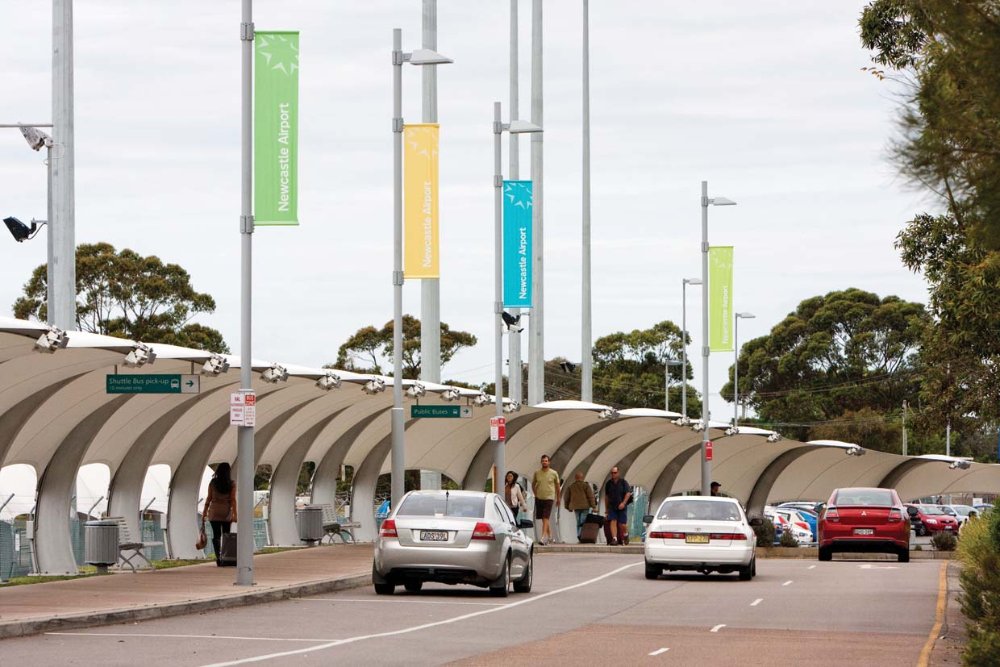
[379,519,398,538]
[649,531,685,539]
[472,522,496,540]
[825,506,840,522]
[888,509,903,522]
[709,533,748,540]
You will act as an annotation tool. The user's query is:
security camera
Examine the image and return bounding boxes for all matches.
[201,353,230,376]
[766,433,782,443]
[362,378,386,395]
[503,400,521,414]
[34,326,68,353]
[316,372,341,391]
[20,126,53,151]
[598,408,619,420]
[440,388,461,402]
[846,446,866,456]
[949,460,971,470]
[725,426,739,436]
[260,364,288,383]
[472,393,489,407]
[124,342,156,368]
[405,383,426,398]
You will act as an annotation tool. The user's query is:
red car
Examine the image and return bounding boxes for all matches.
[905,504,960,536]
[818,487,910,562]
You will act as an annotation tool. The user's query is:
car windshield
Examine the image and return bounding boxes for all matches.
[920,506,948,516]
[397,494,486,518]
[834,490,894,506]
[658,500,741,521]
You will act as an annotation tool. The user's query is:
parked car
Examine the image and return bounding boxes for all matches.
[643,496,761,580]
[765,507,813,545]
[944,504,978,526]
[372,490,534,596]
[973,503,995,515]
[818,487,910,562]
[905,504,960,536]
[778,501,826,516]
[777,507,818,542]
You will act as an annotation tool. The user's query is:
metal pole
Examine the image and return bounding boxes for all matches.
[418,0,442,493]
[528,0,544,405]
[391,29,406,509]
[946,418,951,457]
[46,144,55,324]
[51,0,76,331]
[493,102,506,490]
[901,400,908,456]
[734,314,740,428]
[700,181,711,496]
[682,280,689,419]
[508,0,522,406]
[236,0,255,586]
[580,0,592,402]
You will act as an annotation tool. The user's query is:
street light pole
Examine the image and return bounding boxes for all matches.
[580,0,592,403]
[664,359,682,412]
[494,102,542,491]
[733,312,755,428]
[681,277,701,420]
[700,181,736,496]
[390,30,452,510]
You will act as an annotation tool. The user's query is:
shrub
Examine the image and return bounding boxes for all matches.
[957,506,1000,667]
[931,531,957,551]
[779,528,799,548]
[753,518,775,547]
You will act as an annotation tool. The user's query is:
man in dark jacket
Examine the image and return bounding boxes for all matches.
[603,467,632,545]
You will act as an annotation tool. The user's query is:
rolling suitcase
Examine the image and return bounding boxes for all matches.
[219,533,238,566]
[579,513,604,544]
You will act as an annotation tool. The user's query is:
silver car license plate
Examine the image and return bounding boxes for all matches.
[421,530,448,542]
[854,528,874,535]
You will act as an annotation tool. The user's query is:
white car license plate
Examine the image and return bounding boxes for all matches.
[421,530,448,542]
[854,528,874,535]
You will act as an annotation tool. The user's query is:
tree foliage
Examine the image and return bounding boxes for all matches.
[734,289,928,444]
[333,315,477,379]
[13,242,228,353]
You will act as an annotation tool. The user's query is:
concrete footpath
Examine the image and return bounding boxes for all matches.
[0,542,966,664]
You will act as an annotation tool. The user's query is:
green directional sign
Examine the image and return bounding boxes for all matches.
[106,374,201,395]
[410,405,473,419]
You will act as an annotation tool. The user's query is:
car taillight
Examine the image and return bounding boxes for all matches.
[649,531,685,539]
[888,509,903,522]
[472,522,496,540]
[379,519,398,538]
[709,533,748,540]
[825,506,839,522]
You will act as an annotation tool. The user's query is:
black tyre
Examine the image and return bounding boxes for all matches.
[751,557,757,577]
[818,546,832,561]
[644,561,661,580]
[404,580,423,593]
[513,552,533,593]
[489,556,511,597]
[898,548,910,563]
[738,559,753,581]
[372,562,395,595]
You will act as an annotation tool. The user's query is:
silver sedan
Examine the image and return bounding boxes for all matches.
[372,490,534,597]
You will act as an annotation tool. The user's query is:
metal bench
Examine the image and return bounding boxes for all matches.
[316,504,358,544]
[108,516,163,572]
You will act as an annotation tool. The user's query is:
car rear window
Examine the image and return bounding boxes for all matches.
[397,494,486,518]
[833,490,894,506]
[658,500,741,521]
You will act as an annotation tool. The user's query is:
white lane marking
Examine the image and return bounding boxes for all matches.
[858,564,898,570]
[46,632,330,643]
[750,598,763,607]
[293,598,503,606]
[199,561,643,667]
[807,565,817,570]
[649,648,670,656]
[782,580,793,586]
[710,624,726,633]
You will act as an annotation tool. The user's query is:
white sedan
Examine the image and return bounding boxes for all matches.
[643,496,761,580]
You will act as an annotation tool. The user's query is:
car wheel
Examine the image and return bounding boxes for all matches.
[738,559,753,581]
[513,552,533,593]
[489,555,511,597]
[751,557,757,577]
[372,562,394,595]
[644,561,661,580]
[898,548,910,563]
[818,546,832,562]
[404,580,423,593]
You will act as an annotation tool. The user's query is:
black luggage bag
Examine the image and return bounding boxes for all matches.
[578,513,605,544]
[219,533,238,566]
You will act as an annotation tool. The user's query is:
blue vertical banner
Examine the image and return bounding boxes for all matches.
[502,180,533,307]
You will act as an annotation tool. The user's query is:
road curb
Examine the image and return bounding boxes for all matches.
[0,572,370,640]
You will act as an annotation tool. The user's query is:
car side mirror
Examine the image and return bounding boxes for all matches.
[748,517,763,527]
[518,518,534,530]
[642,514,654,524]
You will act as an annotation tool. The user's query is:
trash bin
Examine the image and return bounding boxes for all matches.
[297,506,324,545]
[84,520,119,573]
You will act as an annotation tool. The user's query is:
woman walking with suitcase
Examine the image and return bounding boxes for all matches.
[202,462,237,566]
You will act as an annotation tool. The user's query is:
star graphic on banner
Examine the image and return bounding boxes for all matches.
[257,33,299,78]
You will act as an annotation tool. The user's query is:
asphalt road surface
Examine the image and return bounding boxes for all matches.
[0,553,944,666]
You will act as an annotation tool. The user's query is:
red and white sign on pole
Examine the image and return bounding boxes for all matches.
[230,391,257,427]
[490,416,506,442]
[705,440,714,462]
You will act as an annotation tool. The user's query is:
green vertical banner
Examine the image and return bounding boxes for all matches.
[709,246,734,352]
[254,31,299,225]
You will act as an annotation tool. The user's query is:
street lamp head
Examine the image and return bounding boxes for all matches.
[19,126,53,151]
[709,196,737,206]
[736,312,756,319]
[4,216,39,242]
[406,48,453,66]
[683,277,702,286]
[506,119,543,134]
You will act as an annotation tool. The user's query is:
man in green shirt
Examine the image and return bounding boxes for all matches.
[532,454,561,545]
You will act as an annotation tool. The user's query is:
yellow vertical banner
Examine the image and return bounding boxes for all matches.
[404,124,440,278]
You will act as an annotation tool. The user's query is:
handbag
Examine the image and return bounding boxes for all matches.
[196,521,207,550]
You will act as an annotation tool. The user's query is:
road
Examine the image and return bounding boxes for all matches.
[0,553,944,666]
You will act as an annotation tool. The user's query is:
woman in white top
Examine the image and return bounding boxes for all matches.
[504,470,527,519]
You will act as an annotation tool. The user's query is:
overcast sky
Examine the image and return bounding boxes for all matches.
[0,1,933,420]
